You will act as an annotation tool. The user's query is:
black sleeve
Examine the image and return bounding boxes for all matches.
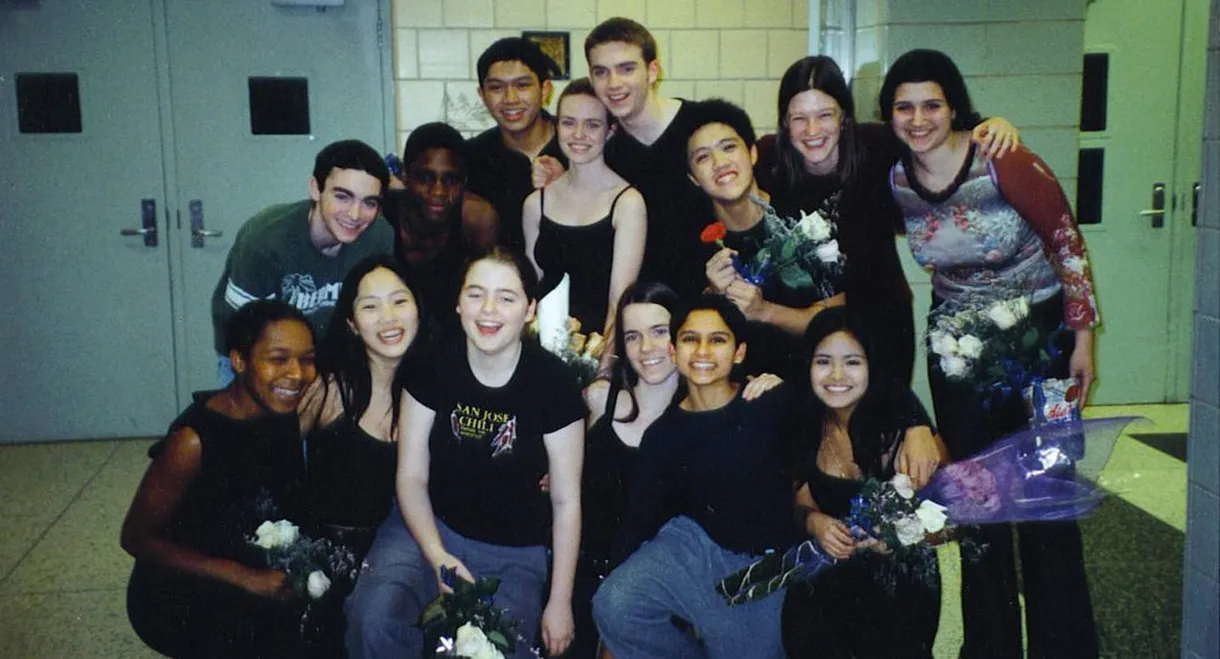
[404,342,447,411]
[532,345,588,433]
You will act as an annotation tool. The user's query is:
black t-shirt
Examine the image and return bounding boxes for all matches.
[615,385,797,562]
[464,118,567,251]
[408,338,586,546]
[604,100,716,302]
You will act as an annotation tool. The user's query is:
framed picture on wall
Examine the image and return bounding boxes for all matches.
[523,30,570,80]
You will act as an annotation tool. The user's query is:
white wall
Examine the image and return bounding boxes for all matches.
[390,0,811,148]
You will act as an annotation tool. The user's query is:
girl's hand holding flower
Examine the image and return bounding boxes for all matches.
[432,554,476,594]
[895,426,946,489]
[810,512,856,560]
[240,567,294,601]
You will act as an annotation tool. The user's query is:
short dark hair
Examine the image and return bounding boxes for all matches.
[670,293,749,348]
[225,300,312,359]
[476,37,561,86]
[683,99,756,172]
[775,56,861,186]
[461,246,540,303]
[879,49,980,131]
[403,122,466,170]
[584,17,658,63]
[312,139,391,193]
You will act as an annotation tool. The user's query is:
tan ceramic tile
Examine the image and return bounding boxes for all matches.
[0,589,161,659]
[0,441,115,522]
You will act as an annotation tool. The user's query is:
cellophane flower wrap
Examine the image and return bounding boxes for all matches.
[716,416,1139,605]
[425,566,521,659]
[699,197,845,299]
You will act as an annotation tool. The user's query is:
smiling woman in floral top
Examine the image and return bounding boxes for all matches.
[882,49,1101,659]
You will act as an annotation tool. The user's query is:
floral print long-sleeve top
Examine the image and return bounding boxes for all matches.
[891,145,1100,329]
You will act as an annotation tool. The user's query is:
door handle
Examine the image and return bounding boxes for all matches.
[189,199,222,247]
[119,199,158,246]
[1138,182,1166,228]
[1192,182,1200,227]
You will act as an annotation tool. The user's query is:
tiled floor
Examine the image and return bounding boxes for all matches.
[0,405,1189,658]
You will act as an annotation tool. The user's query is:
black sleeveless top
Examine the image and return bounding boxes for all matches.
[582,385,640,564]
[150,391,305,563]
[533,185,634,334]
[304,416,397,530]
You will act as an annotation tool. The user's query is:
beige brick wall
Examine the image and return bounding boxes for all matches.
[390,0,811,150]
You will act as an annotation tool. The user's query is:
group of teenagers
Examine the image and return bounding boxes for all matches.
[119,15,1104,659]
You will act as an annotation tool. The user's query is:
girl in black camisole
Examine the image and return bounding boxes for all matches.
[782,306,947,659]
[523,78,646,342]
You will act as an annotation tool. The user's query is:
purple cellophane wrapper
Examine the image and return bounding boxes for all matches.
[920,416,1140,524]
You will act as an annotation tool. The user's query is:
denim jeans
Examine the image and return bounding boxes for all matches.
[344,505,549,659]
[592,516,786,659]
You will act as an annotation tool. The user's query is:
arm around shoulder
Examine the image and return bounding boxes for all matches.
[462,191,500,249]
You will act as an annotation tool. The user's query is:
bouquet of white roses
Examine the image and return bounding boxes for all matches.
[927,293,1041,387]
[250,519,358,600]
[425,566,522,659]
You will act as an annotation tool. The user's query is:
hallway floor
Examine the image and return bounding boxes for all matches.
[0,404,1188,658]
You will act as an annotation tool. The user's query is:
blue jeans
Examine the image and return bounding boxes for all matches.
[217,354,235,387]
[344,506,549,659]
[592,516,786,659]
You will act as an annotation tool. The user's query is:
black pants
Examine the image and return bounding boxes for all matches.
[781,552,940,659]
[927,293,1098,659]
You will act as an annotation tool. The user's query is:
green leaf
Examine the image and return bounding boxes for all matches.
[487,630,511,650]
[780,238,798,261]
[779,264,813,290]
[1021,328,1039,350]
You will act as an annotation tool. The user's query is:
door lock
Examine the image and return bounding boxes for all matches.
[119,199,158,246]
[1138,182,1166,228]
[189,199,223,247]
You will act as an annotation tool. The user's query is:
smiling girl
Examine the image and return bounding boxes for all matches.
[345,247,585,659]
[781,306,947,659]
[523,77,646,344]
[122,300,318,659]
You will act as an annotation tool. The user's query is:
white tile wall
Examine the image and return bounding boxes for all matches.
[767,28,809,77]
[647,0,696,29]
[547,0,596,28]
[986,0,1087,22]
[744,79,781,133]
[969,74,1083,128]
[494,0,544,28]
[392,0,816,140]
[886,0,984,24]
[395,0,443,27]
[742,0,791,28]
[695,0,744,29]
[419,29,472,78]
[444,0,495,27]
[669,31,721,79]
[882,24,988,75]
[719,30,769,79]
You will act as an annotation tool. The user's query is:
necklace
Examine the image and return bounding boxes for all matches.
[821,421,861,479]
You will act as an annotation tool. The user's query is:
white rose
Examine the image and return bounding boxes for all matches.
[306,570,331,599]
[915,500,949,534]
[455,623,503,659]
[274,520,299,546]
[814,239,840,263]
[797,211,832,241]
[956,334,984,359]
[893,515,926,546]
[986,301,1019,330]
[253,520,280,549]
[929,331,959,357]
[890,473,915,499]
[1012,296,1030,320]
[940,354,969,378]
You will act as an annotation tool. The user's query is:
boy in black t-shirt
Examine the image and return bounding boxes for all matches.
[465,38,568,250]
[592,295,792,659]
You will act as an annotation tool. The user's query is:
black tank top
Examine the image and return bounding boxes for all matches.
[533,185,634,333]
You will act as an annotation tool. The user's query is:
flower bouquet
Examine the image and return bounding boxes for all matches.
[423,566,521,659]
[716,416,1139,605]
[700,200,845,299]
[249,519,359,600]
[533,273,606,387]
[927,293,1038,385]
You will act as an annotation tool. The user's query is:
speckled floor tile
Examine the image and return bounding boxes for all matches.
[0,589,161,659]
[0,442,153,596]
[0,516,49,584]
[0,441,117,523]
